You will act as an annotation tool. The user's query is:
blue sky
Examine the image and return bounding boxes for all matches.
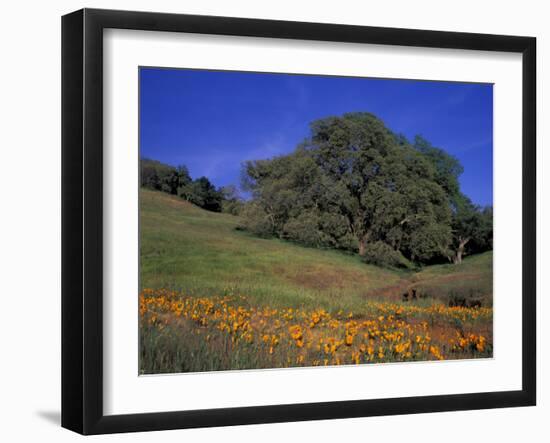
[140,68,493,206]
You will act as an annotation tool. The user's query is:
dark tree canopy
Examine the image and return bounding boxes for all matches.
[187,176,223,212]
[240,112,468,266]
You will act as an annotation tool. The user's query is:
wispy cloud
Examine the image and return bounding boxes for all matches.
[445,84,478,106]
[447,138,493,154]
[241,133,290,161]
[173,132,292,189]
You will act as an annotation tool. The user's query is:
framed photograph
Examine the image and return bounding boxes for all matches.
[61,8,536,435]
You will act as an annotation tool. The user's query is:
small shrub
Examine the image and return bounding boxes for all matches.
[238,203,274,237]
[448,287,484,307]
[283,212,322,247]
[361,241,406,268]
[222,199,244,216]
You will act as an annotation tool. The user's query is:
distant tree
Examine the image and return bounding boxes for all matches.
[140,158,183,194]
[175,165,194,200]
[448,194,492,264]
[188,177,223,212]
[141,159,225,212]
[412,136,493,264]
[141,158,172,191]
[476,206,493,251]
[140,159,161,190]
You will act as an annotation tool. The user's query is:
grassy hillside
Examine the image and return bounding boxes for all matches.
[413,251,493,306]
[141,189,404,312]
[139,189,493,373]
[140,189,492,311]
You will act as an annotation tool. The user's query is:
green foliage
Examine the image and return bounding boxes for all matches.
[238,202,274,237]
[241,112,456,265]
[412,135,463,204]
[140,158,234,213]
[409,137,493,263]
[187,176,223,212]
[283,211,323,247]
[449,194,493,263]
[221,185,245,215]
[360,241,407,268]
[140,158,188,195]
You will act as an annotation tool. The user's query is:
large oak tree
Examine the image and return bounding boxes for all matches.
[241,113,454,265]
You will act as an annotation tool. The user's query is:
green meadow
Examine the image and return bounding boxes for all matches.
[140,189,492,312]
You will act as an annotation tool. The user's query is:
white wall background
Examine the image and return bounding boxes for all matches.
[0,0,546,441]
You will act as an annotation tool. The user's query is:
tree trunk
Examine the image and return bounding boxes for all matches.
[452,237,470,264]
[358,232,370,256]
[359,239,366,256]
[452,246,464,264]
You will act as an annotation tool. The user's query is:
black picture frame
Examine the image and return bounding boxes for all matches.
[61,8,536,435]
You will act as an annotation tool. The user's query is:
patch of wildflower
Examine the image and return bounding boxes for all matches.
[140,288,492,369]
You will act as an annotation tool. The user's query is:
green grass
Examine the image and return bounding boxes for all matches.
[140,189,492,311]
[411,251,493,306]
